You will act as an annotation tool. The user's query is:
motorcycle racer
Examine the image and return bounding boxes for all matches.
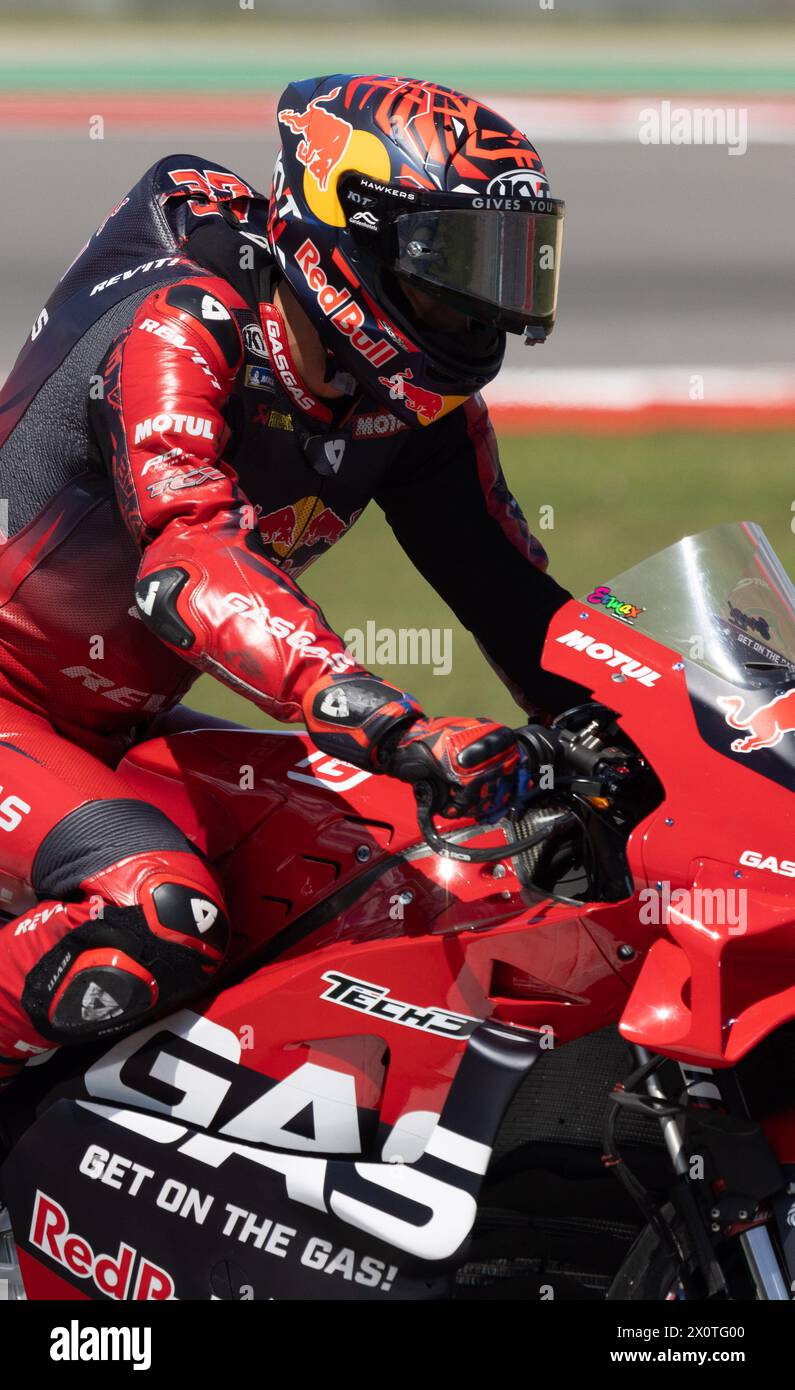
[0,74,586,1078]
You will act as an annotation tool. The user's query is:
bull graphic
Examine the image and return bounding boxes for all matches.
[258,498,356,559]
[377,370,445,425]
[278,88,353,192]
[718,688,795,753]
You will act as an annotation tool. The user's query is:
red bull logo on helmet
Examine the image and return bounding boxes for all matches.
[279,87,353,193]
[377,369,445,425]
[294,239,397,369]
[718,689,795,753]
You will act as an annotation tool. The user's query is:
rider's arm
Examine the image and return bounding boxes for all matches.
[374,394,589,718]
[96,275,363,722]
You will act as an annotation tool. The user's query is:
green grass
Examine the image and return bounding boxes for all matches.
[1,19,794,94]
[187,430,795,729]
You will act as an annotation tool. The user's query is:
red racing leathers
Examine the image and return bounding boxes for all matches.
[107,278,364,722]
[0,168,585,1073]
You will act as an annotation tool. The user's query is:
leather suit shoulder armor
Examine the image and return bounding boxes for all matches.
[0,153,268,453]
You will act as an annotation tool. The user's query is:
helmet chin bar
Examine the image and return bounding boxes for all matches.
[374,267,505,389]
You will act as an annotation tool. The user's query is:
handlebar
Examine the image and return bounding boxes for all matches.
[413,710,641,864]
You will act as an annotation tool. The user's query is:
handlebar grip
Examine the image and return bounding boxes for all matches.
[514,723,563,777]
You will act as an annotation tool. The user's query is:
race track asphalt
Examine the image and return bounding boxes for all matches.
[0,131,791,376]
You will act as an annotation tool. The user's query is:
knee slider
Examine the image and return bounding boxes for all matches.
[21,898,227,1043]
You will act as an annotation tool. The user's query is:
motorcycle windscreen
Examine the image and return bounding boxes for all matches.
[583,521,795,791]
[583,521,795,691]
[393,202,564,332]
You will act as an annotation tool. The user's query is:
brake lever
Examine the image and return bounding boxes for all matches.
[413,781,578,864]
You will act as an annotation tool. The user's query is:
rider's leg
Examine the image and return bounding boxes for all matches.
[0,698,229,1089]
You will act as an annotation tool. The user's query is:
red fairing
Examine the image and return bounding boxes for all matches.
[17,1248,92,1301]
[116,723,627,1135]
[541,601,795,1068]
[5,520,795,1298]
[106,275,363,721]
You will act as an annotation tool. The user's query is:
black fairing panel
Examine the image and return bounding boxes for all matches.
[0,1021,542,1300]
[686,661,795,794]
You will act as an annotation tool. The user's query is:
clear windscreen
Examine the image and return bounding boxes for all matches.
[583,522,795,690]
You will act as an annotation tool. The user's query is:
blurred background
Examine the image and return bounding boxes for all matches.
[0,0,793,725]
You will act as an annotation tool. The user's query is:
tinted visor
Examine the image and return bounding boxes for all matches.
[393,199,564,334]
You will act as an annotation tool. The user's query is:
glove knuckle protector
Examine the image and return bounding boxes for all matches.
[390,716,529,820]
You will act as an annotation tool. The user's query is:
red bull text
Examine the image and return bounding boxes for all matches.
[294,240,397,370]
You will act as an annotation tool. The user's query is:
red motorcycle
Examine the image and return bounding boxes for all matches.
[1,521,794,1302]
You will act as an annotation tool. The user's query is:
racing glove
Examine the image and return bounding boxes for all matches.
[303,674,531,820]
[385,716,531,821]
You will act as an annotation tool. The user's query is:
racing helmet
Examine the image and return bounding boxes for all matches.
[269,74,564,426]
